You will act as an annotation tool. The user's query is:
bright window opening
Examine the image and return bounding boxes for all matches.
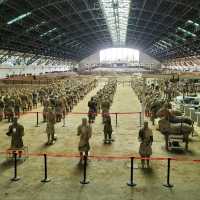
[100,48,139,64]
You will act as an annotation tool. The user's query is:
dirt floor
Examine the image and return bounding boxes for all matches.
[0,76,200,200]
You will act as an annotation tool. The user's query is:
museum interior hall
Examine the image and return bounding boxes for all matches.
[0,1,200,200]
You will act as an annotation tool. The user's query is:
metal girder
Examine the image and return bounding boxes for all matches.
[0,50,9,58]
[26,55,41,65]
[13,53,27,65]
[142,6,195,50]
[65,0,109,48]
[152,33,200,56]
[126,0,200,60]
[2,0,100,59]
[133,0,164,47]
[39,1,104,55]
[36,58,50,66]
[154,39,200,60]
[57,29,110,46]
[0,54,9,63]
[46,15,179,45]
[165,0,200,11]
[130,7,185,24]
[0,8,102,45]
[0,53,12,64]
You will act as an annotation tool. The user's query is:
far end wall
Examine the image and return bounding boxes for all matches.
[80,51,160,66]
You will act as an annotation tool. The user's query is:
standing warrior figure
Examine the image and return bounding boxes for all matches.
[101,97,110,124]
[104,115,113,144]
[88,97,97,124]
[6,117,25,157]
[46,108,56,145]
[43,96,49,122]
[138,121,153,168]
[77,118,92,164]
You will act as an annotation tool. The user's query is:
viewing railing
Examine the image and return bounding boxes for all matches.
[0,111,142,128]
[1,79,52,85]
[0,150,199,187]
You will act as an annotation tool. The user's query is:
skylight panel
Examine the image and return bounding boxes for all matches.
[171,33,186,42]
[26,21,47,32]
[153,44,165,50]
[100,0,131,46]
[40,28,57,37]
[156,42,168,49]
[186,20,199,27]
[50,33,65,42]
[177,27,196,37]
[160,40,172,47]
[7,12,31,25]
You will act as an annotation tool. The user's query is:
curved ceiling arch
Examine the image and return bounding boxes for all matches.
[0,0,200,61]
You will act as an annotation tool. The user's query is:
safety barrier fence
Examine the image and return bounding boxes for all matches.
[0,79,133,86]
[3,110,200,138]
[1,111,143,128]
[1,79,52,85]
[3,110,200,135]
[0,151,200,187]
[98,80,132,87]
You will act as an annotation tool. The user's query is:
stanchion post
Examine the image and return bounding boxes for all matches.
[115,113,118,127]
[80,155,90,184]
[139,112,142,127]
[163,158,173,188]
[35,112,40,127]
[191,121,194,137]
[11,152,20,181]
[127,157,136,187]
[41,154,51,183]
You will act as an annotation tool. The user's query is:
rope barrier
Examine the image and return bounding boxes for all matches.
[2,150,200,187]
[1,110,187,116]
[0,111,143,128]
[1,150,200,163]
[0,111,143,115]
